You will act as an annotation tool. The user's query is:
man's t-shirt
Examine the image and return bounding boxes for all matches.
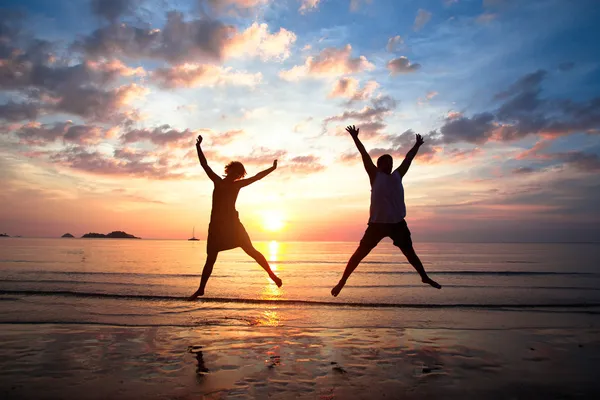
[368,170,406,224]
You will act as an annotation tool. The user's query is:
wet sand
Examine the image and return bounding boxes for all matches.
[1,323,599,399]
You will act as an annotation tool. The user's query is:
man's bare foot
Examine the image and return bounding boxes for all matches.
[187,288,204,301]
[272,276,283,288]
[422,277,442,289]
[331,283,344,297]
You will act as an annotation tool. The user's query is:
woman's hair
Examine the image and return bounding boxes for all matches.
[224,161,247,180]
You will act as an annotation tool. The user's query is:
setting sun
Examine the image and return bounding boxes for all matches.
[262,211,285,232]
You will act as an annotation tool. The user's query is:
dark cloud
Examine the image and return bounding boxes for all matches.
[440,112,495,144]
[47,146,185,180]
[120,124,195,148]
[0,102,41,122]
[557,151,600,172]
[387,56,421,75]
[323,95,397,138]
[75,11,234,64]
[16,121,105,145]
[439,69,600,144]
[0,17,147,124]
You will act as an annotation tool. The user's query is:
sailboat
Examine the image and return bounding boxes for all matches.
[188,226,199,241]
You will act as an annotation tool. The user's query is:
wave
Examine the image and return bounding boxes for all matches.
[2,270,595,279]
[1,289,599,309]
[3,280,600,292]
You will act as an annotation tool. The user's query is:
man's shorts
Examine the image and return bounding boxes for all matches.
[359,220,413,251]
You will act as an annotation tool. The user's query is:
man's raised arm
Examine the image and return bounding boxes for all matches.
[347,125,377,181]
[238,160,277,187]
[195,135,220,182]
[395,133,424,177]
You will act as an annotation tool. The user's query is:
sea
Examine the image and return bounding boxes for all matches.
[1,238,599,330]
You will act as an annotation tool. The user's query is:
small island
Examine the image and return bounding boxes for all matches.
[81,231,141,239]
[61,233,75,238]
[0,233,9,237]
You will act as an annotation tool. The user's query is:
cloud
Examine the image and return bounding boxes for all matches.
[387,56,421,75]
[152,64,261,88]
[417,90,438,105]
[91,0,138,21]
[438,69,600,144]
[225,22,297,61]
[293,117,313,133]
[558,152,600,172]
[440,112,495,144]
[76,13,295,65]
[513,166,536,174]
[204,0,270,12]
[279,44,374,81]
[46,146,186,180]
[413,9,432,31]
[76,12,233,63]
[299,0,321,14]
[15,121,107,145]
[120,124,195,148]
[233,147,287,166]
[281,154,326,174]
[210,129,245,145]
[386,35,403,52]
[0,20,148,124]
[0,102,42,122]
[324,95,397,137]
[328,78,379,102]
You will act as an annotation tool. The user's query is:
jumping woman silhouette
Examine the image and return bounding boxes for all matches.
[188,135,282,300]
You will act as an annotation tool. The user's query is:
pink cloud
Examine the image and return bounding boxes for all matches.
[329,78,379,102]
[152,64,262,88]
[299,0,321,14]
[280,44,374,81]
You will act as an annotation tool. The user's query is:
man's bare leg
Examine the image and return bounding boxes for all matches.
[331,244,373,297]
[188,251,219,300]
[399,245,441,289]
[242,244,282,287]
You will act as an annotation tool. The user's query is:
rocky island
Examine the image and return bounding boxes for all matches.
[81,231,141,239]
[61,233,75,238]
[0,233,9,237]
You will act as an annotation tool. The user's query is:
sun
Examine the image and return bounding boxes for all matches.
[262,210,285,232]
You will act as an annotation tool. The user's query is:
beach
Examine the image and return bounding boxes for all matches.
[1,239,600,399]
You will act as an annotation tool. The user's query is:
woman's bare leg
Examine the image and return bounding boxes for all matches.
[241,244,282,287]
[188,251,219,300]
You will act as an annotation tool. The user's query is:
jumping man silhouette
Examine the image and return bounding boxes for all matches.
[188,135,282,300]
[331,125,441,297]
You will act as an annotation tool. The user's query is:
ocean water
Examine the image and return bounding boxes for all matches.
[1,238,599,330]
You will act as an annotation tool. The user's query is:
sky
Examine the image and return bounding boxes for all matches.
[1,0,599,242]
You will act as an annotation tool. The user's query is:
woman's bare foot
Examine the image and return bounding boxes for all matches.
[422,277,442,289]
[331,282,344,297]
[272,276,283,288]
[187,288,204,301]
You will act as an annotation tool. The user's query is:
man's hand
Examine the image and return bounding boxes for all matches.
[415,134,424,147]
[196,135,203,147]
[346,125,359,138]
[273,159,278,169]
